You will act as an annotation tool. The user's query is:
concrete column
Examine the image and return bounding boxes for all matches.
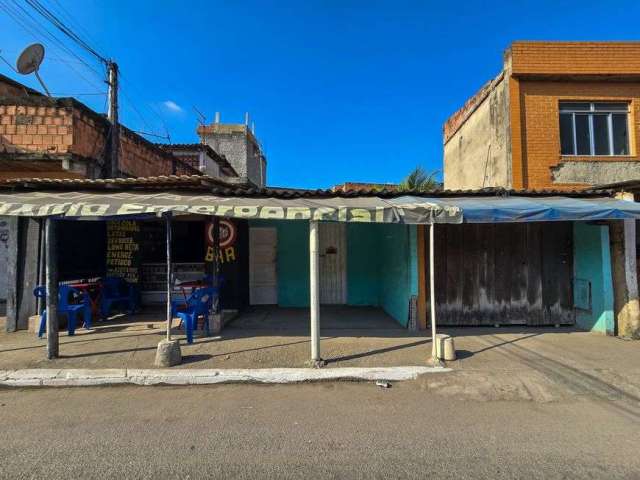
[5,217,18,332]
[309,220,322,366]
[45,218,59,359]
[5,217,40,332]
[610,214,640,338]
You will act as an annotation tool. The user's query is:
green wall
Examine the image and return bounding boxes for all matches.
[573,222,614,334]
[377,224,418,326]
[249,220,417,326]
[346,223,380,305]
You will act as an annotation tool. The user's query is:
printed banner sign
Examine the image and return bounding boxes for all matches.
[0,191,463,224]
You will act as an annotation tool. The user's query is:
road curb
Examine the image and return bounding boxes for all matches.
[0,366,450,387]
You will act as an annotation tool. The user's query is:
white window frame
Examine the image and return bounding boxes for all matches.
[559,102,630,156]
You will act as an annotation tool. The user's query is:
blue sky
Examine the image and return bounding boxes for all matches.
[1,1,639,188]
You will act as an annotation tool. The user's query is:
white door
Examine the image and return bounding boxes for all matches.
[249,227,278,305]
[319,223,347,304]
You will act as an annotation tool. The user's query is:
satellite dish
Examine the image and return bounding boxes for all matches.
[16,43,50,96]
[17,43,45,75]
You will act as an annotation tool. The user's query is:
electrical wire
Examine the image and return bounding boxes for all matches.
[48,0,106,60]
[49,92,107,96]
[119,72,172,140]
[7,0,104,79]
[0,0,105,93]
[3,0,173,141]
[25,0,107,63]
[0,53,18,72]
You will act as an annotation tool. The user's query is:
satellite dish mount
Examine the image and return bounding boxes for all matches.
[16,43,51,96]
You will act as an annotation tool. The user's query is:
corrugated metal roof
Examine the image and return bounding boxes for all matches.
[0,174,614,199]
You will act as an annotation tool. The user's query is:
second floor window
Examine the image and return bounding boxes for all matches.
[559,102,629,156]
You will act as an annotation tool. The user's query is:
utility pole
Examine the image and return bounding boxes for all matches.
[107,60,119,178]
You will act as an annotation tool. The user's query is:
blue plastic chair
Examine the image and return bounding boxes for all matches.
[172,287,218,344]
[34,285,92,338]
[99,276,138,319]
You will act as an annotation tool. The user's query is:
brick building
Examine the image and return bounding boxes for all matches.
[0,73,200,180]
[0,74,270,307]
[442,42,640,339]
[443,41,640,190]
[197,118,267,187]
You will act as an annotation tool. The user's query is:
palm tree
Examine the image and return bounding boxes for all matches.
[398,167,439,192]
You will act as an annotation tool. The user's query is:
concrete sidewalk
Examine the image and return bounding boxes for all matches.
[2,309,640,400]
[0,366,449,387]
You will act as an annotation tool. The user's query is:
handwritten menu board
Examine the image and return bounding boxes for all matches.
[106,220,140,283]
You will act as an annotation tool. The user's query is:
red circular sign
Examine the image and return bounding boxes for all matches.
[207,219,237,248]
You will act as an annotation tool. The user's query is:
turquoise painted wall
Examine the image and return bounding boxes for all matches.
[573,222,614,334]
[377,224,417,327]
[346,223,380,305]
[249,220,418,326]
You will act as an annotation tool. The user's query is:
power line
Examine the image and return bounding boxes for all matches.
[118,72,172,139]
[49,92,107,96]
[0,53,18,73]
[0,0,106,92]
[49,0,105,54]
[3,0,173,142]
[6,0,104,79]
[25,0,107,64]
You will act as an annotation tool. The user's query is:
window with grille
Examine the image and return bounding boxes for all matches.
[559,102,629,156]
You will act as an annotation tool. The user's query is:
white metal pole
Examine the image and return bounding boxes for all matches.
[430,222,438,362]
[309,220,321,363]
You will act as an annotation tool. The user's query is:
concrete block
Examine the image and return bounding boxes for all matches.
[435,334,456,361]
[154,339,182,367]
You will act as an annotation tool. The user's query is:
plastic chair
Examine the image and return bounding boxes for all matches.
[99,276,138,319]
[172,287,217,344]
[34,285,92,338]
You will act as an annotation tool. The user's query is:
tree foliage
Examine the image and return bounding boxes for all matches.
[398,167,439,192]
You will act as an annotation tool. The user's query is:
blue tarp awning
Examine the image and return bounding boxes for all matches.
[394,195,640,223]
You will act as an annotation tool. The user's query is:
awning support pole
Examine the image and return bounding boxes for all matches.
[309,220,322,366]
[165,212,173,341]
[154,212,182,367]
[212,216,220,292]
[429,222,438,363]
[45,217,59,359]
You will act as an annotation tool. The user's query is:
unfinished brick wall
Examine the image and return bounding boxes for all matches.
[119,132,175,177]
[0,105,75,155]
[0,74,41,98]
[172,153,200,175]
[0,97,198,179]
[71,107,108,160]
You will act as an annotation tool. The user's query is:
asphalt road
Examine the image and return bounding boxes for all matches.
[1,379,640,479]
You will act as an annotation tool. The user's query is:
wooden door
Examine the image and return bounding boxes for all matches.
[427,222,574,326]
[319,223,347,304]
[249,227,277,305]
